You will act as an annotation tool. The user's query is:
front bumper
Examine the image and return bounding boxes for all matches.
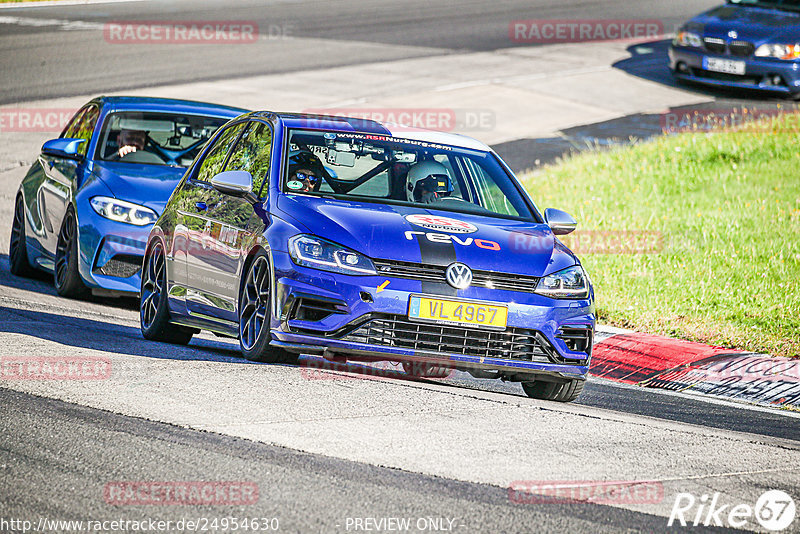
[270,252,594,381]
[76,204,150,294]
[669,45,800,95]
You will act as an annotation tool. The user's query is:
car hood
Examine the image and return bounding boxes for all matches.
[276,196,578,278]
[92,162,187,215]
[689,4,800,42]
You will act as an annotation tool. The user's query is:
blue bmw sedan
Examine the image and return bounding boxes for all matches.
[669,0,800,97]
[140,112,595,401]
[9,96,247,298]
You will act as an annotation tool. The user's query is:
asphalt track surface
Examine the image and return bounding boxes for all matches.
[2,1,800,533]
[0,0,716,104]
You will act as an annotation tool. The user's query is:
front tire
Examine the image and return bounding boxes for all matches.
[9,195,36,277]
[54,208,90,298]
[522,378,585,402]
[140,240,194,345]
[238,252,294,363]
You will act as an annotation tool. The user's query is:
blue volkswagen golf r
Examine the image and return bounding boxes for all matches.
[670,0,800,97]
[9,96,247,298]
[140,112,595,402]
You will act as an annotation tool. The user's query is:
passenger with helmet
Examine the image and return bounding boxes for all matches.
[407,160,454,204]
[286,150,325,193]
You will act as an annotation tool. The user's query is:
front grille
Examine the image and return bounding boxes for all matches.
[373,259,540,293]
[343,315,585,364]
[95,254,141,278]
[729,40,755,57]
[703,37,726,54]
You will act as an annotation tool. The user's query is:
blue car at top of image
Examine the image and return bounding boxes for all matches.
[139,112,595,402]
[9,96,247,298]
[670,0,800,98]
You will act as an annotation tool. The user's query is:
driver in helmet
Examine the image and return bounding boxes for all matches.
[408,161,454,204]
[116,129,147,158]
[286,150,325,193]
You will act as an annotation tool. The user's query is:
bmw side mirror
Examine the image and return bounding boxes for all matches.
[210,170,258,203]
[544,208,577,235]
[41,138,85,160]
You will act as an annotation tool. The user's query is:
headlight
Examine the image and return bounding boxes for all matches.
[755,43,800,60]
[673,31,703,48]
[535,265,590,299]
[89,196,158,226]
[288,235,376,275]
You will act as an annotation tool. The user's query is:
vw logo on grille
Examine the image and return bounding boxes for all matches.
[446,262,473,289]
[728,30,738,39]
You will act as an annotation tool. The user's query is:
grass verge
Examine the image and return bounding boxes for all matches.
[521,113,800,358]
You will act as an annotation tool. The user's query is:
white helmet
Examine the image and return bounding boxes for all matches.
[406,161,453,203]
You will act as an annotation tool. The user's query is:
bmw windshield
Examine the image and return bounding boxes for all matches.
[283,129,538,222]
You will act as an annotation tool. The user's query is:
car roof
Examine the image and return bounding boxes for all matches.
[93,96,248,118]
[247,111,492,152]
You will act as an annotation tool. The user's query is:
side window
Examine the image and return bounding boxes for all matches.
[72,106,99,156]
[225,121,273,195]
[61,107,88,139]
[194,122,247,182]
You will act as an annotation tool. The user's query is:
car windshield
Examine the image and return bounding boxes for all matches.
[729,0,800,11]
[283,129,537,222]
[96,111,229,167]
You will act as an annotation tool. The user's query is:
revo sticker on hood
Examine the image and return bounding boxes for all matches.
[404,214,477,234]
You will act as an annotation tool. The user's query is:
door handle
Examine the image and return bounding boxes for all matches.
[195,202,207,211]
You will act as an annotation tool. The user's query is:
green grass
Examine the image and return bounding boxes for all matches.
[521,114,800,357]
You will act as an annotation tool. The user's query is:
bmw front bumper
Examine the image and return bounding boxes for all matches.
[669,45,800,95]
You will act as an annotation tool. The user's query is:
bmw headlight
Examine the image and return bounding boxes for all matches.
[755,43,800,60]
[90,196,158,226]
[535,265,590,299]
[288,235,376,275]
[673,31,703,48]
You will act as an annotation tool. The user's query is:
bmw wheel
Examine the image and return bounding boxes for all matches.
[522,378,585,402]
[239,252,295,363]
[9,195,35,277]
[140,240,194,345]
[54,208,90,298]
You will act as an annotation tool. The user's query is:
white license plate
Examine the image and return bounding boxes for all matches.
[704,57,746,75]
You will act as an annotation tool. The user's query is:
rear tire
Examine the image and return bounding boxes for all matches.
[522,378,585,402]
[238,252,294,363]
[54,208,90,299]
[9,195,36,277]
[140,240,194,345]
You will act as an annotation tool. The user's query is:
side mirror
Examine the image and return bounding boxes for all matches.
[41,138,85,159]
[210,170,257,203]
[544,208,577,235]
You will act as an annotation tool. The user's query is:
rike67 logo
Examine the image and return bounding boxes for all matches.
[669,490,796,531]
